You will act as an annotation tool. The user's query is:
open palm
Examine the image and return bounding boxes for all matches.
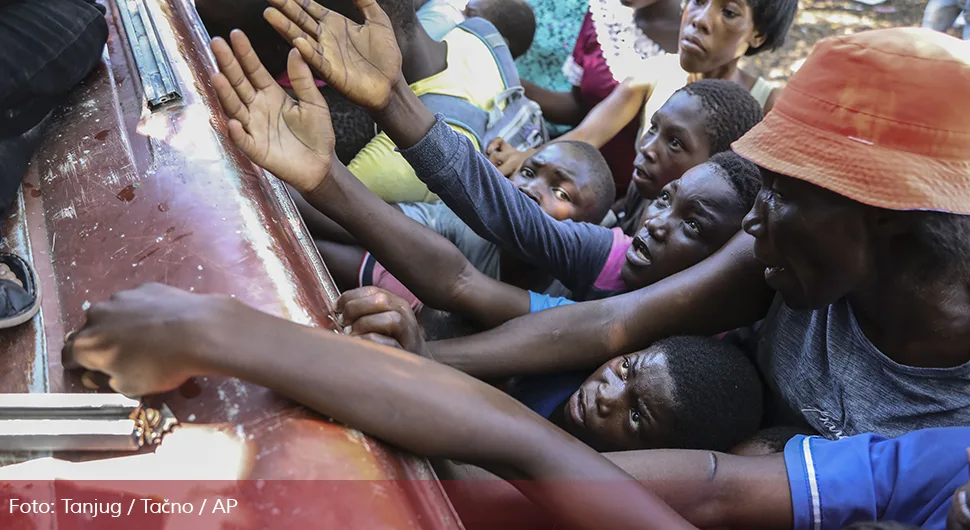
[264,0,403,112]
[211,31,334,195]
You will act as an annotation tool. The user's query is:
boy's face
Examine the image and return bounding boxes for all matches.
[562,346,678,452]
[678,0,766,74]
[509,143,600,223]
[621,162,747,289]
[633,91,712,200]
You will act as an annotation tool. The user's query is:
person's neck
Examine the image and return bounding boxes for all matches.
[698,57,740,82]
[400,28,448,84]
[848,270,970,369]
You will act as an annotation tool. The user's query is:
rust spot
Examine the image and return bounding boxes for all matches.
[158,202,170,212]
[165,226,176,234]
[29,189,41,198]
[172,232,194,243]
[95,130,110,141]
[116,184,136,202]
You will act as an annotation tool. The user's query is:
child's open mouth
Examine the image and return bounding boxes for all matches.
[626,235,653,268]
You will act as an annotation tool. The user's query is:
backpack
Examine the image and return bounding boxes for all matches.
[418,18,549,153]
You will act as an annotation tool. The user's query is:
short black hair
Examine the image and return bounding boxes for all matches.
[554,140,616,223]
[745,0,798,56]
[371,0,419,39]
[468,0,536,59]
[658,336,763,451]
[678,79,765,154]
[709,151,761,212]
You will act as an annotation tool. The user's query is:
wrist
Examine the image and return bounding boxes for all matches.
[371,76,411,124]
[180,295,252,378]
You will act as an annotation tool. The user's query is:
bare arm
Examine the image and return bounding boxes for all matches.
[438,450,792,530]
[64,283,696,530]
[522,81,587,126]
[427,231,774,379]
[554,78,650,149]
[287,183,356,244]
[307,159,532,328]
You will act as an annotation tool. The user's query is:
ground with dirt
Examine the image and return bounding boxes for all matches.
[743,0,941,82]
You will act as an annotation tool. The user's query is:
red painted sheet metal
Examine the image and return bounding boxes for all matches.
[0,1,462,527]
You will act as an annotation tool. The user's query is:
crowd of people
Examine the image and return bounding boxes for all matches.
[1,0,970,528]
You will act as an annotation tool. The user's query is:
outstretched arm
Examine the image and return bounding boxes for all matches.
[426,231,774,379]
[62,283,699,530]
[554,78,651,149]
[210,29,530,328]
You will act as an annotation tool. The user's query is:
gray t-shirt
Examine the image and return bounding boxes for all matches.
[756,295,970,439]
[398,201,500,279]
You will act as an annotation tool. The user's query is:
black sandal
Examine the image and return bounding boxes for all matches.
[0,253,40,329]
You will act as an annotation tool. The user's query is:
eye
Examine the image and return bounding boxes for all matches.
[521,167,535,179]
[723,7,740,18]
[630,409,641,427]
[620,357,630,379]
[657,190,672,205]
[668,138,683,151]
[685,219,702,234]
[646,124,658,135]
[552,187,571,202]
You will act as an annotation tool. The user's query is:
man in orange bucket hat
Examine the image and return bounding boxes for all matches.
[58,9,970,530]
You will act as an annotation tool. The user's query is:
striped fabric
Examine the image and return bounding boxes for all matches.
[0,0,108,137]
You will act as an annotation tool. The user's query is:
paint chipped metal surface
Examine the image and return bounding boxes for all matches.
[0,1,462,528]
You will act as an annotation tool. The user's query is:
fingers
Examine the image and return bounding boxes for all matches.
[264,0,321,39]
[292,37,329,85]
[264,7,315,47]
[485,137,504,156]
[227,119,257,156]
[212,73,251,126]
[355,333,404,351]
[353,0,391,26]
[210,37,257,107]
[286,47,326,106]
[346,311,408,339]
[229,30,280,91]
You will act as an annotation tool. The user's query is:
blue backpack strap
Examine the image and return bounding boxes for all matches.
[455,17,520,89]
[417,93,487,150]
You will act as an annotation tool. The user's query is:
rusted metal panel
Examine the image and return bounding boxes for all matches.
[0,1,462,527]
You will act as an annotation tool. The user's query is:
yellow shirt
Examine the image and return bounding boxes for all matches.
[348,27,506,203]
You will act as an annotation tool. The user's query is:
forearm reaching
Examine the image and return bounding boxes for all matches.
[306,159,531,327]
[427,232,774,379]
[63,283,695,530]
[523,81,587,126]
[555,78,649,149]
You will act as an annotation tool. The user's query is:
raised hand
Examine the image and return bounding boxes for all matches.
[336,287,427,356]
[264,0,403,112]
[211,30,334,195]
[486,138,534,177]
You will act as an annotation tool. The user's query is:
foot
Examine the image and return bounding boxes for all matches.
[0,253,40,329]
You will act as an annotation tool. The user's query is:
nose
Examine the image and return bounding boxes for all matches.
[689,1,713,34]
[595,374,623,417]
[517,180,544,203]
[644,209,671,242]
[639,135,659,164]
[742,191,767,237]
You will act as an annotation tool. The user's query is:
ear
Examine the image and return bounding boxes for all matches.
[748,29,767,52]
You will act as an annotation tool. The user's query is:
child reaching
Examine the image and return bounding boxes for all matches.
[318,140,616,296]
[351,79,765,307]
[61,278,970,530]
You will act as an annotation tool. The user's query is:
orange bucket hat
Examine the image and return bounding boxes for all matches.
[732,28,970,215]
